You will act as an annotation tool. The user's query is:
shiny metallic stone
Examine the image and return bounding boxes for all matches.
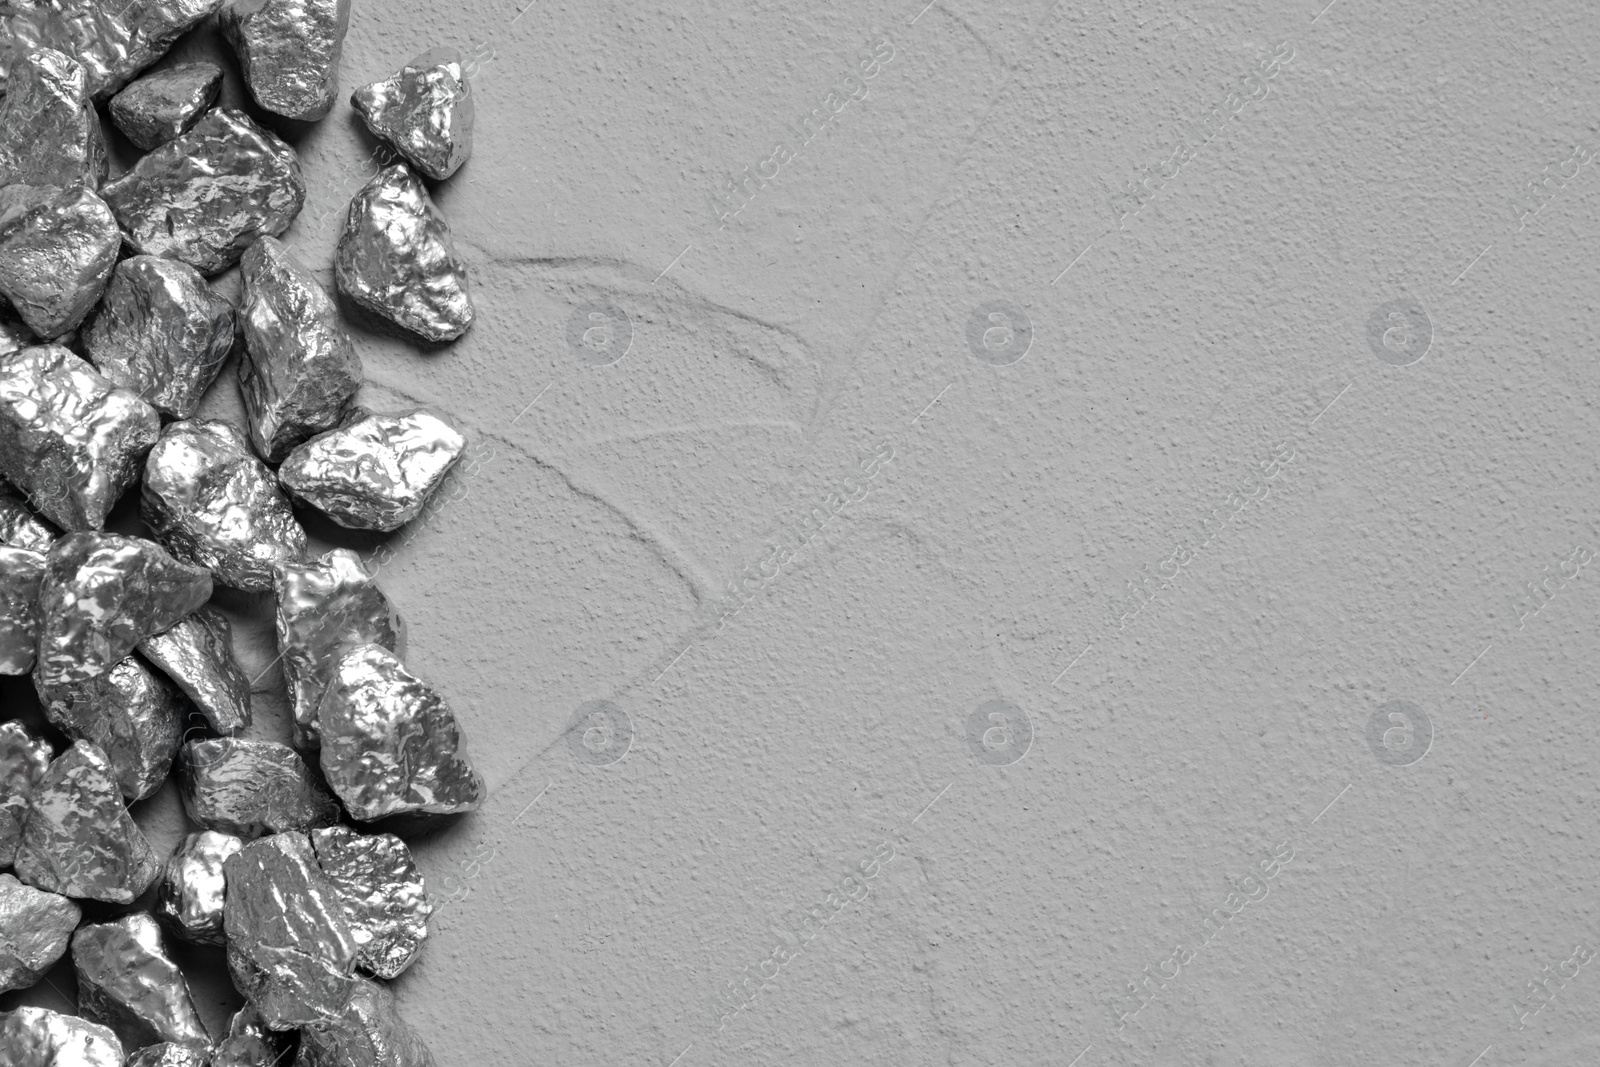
[0,306,32,358]
[237,237,361,463]
[36,532,212,687]
[275,550,403,749]
[108,63,222,151]
[0,545,46,675]
[13,740,161,904]
[334,164,473,343]
[0,721,51,867]
[220,0,351,121]
[311,826,430,979]
[223,831,360,1029]
[295,976,434,1067]
[33,655,184,801]
[80,256,235,420]
[0,49,107,189]
[101,109,306,275]
[0,185,120,339]
[0,1006,124,1067]
[73,912,209,1051]
[124,1043,210,1067]
[278,410,466,532]
[138,607,252,734]
[211,1004,290,1067]
[179,738,340,839]
[350,49,472,181]
[0,873,80,993]
[154,829,242,946]
[142,420,306,591]
[318,645,484,822]
[0,346,160,531]
[0,0,225,102]
[0,488,57,550]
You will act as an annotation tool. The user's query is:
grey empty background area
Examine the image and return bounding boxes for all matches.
[7,0,1600,1064]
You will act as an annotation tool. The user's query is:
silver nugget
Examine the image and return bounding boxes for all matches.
[108,63,223,150]
[0,546,45,675]
[0,873,80,994]
[155,830,243,946]
[33,655,185,801]
[72,913,210,1052]
[278,410,466,532]
[211,1004,291,1067]
[138,606,253,734]
[0,185,121,338]
[179,738,341,839]
[221,0,351,121]
[0,488,56,550]
[0,0,225,101]
[124,1044,210,1067]
[351,48,473,180]
[0,48,107,188]
[0,721,50,867]
[294,976,436,1067]
[311,826,432,978]
[0,1006,124,1067]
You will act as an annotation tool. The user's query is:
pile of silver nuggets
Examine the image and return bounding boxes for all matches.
[0,0,487,1063]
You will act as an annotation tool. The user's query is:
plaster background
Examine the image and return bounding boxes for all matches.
[5,0,1600,1064]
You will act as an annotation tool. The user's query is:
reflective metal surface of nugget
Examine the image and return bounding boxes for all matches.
[124,1044,211,1067]
[210,1003,290,1067]
[108,63,222,151]
[0,490,55,550]
[0,721,51,867]
[311,826,431,978]
[0,545,46,675]
[334,165,473,343]
[220,0,351,121]
[0,873,80,994]
[101,109,306,275]
[0,0,226,101]
[142,420,306,591]
[0,48,107,189]
[278,410,466,532]
[179,738,341,839]
[155,829,243,946]
[72,912,210,1051]
[350,48,473,181]
[0,1006,124,1067]
[34,655,185,801]
[294,976,435,1067]
[0,185,121,339]
[80,256,235,420]
[138,606,252,734]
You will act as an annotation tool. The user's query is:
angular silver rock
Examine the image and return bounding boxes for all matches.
[311,826,431,978]
[142,420,306,591]
[0,346,160,531]
[350,48,473,181]
[138,606,252,733]
[80,256,235,420]
[0,488,57,550]
[221,0,351,121]
[124,1044,210,1067]
[0,545,46,675]
[36,532,212,687]
[34,655,185,801]
[224,831,360,1028]
[108,63,223,151]
[0,721,51,867]
[0,185,121,339]
[0,48,107,189]
[155,829,242,946]
[0,1006,124,1067]
[295,976,435,1067]
[275,551,404,748]
[237,237,362,463]
[0,873,80,993]
[101,109,306,275]
[278,410,466,532]
[0,0,226,102]
[319,645,484,822]
[13,740,161,904]
[73,912,210,1051]
[211,1004,290,1067]
[179,738,341,839]
[335,164,474,343]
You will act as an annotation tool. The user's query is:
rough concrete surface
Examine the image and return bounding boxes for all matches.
[5,1,1600,1065]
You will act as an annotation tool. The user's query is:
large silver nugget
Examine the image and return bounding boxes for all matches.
[311,826,431,978]
[72,912,210,1051]
[0,346,159,531]
[318,645,484,822]
[0,0,226,101]
[142,420,306,591]
[294,976,435,1067]
[138,606,252,734]
[81,256,235,420]
[350,48,473,181]
[275,550,403,748]
[278,410,465,532]
[223,831,360,1029]
[237,237,361,463]
[36,532,212,687]
[0,545,46,674]
[34,655,185,801]
[211,1004,290,1067]
[179,738,340,839]
[334,164,474,343]
[108,63,222,151]
[0,486,58,550]
[155,829,242,945]
[101,109,306,275]
[0,185,120,339]
[125,1044,209,1067]
[220,0,350,121]
[0,721,51,867]
[0,873,80,993]
[13,740,161,904]
[0,1006,123,1067]
[0,48,106,189]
